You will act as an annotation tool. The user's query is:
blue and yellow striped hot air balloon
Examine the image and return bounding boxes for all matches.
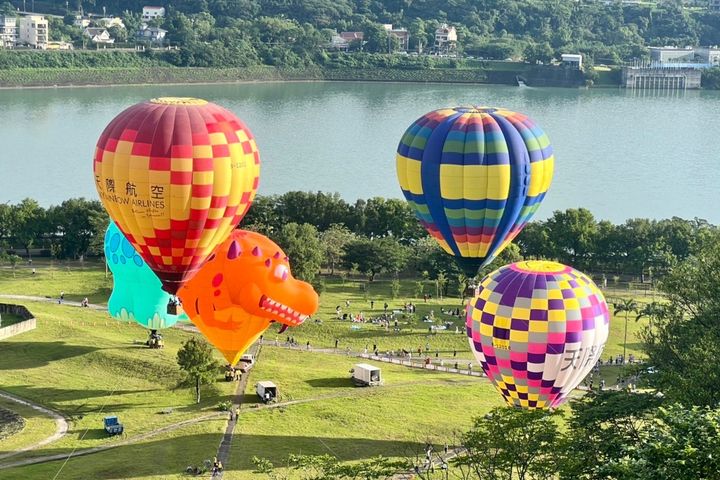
[396,106,554,276]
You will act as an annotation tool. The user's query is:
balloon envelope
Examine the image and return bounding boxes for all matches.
[94,97,260,294]
[104,222,189,329]
[466,261,609,409]
[179,229,319,364]
[396,106,553,275]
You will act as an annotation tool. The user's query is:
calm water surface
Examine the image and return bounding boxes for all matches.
[1,82,718,223]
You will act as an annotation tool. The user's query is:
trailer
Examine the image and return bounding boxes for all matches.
[351,363,381,387]
[256,381,277,403]
[103,416,124,435]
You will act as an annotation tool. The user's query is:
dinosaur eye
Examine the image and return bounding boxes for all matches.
[274,264,289,281]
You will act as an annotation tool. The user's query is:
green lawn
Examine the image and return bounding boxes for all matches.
[0,419,227,480]
[0,263,652,478]
[0,397,57,454]
[0,313,25,328]
[0,301,235,464]
[0,261,112,304]
[226,348,507,479]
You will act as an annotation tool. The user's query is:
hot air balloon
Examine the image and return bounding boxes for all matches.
[104,222,189,329]
[396,107,554,276]
[179,229,319,365]
[466,261,609,409]
[93,97,260,296]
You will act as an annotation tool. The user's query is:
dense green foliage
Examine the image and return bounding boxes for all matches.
[8,0,720,69]
[1,195,717,284]
[642,236,720,406]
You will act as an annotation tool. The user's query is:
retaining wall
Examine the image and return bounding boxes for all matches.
[0,304,36,340]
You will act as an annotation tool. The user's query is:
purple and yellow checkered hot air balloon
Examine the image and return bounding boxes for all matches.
[466,261,610,409]
[396,107,554,276]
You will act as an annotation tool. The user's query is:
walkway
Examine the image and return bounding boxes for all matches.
[211,344,260,479]
[0,391,69,462]
[0,412,226,470]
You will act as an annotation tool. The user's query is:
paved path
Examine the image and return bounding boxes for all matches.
[0,391,69,462]
[211,344,260,479]
[0,294,105,311]
[0,412,226,470]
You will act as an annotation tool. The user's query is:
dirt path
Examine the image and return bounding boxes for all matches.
[0,391,69,462]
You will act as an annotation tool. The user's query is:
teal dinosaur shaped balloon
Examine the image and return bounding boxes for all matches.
[104,222,188,329]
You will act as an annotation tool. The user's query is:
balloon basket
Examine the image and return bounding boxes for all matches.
[167,303,183,316]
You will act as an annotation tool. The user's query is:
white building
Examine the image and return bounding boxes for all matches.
[142,6,165,21]
[98,17,125,29]
[694,46,720,65]
[18,15,48,49]
[0,15,17,48]
[73,16,91,28]
[84,27,114,44]
[649,46,695,63]
[561,53,583,69]
[434,24,457,54]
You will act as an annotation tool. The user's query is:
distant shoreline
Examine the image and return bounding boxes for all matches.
[0,65,591,89]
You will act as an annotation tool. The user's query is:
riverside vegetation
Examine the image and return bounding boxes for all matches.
[5,0,720,87]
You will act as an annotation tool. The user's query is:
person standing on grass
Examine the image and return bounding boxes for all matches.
[335,338,339,349]
[370,300,374,310]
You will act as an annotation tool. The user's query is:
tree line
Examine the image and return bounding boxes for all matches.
[1,193,717,287]
[6,0,720,68]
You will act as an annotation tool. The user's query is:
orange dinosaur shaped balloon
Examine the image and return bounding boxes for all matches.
[178,229,319,364]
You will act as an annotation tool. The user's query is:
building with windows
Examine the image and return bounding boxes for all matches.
[382,24,409,51]
[0,15,17,48]
[142,6,165,21]
[136,25,166,43]
[648,46,720,68]
[710,0,720,12]
[434,24,457,54]
[561,53,583,69]
[18,15,48,49]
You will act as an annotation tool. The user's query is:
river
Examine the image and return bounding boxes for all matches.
[1,81,718,223]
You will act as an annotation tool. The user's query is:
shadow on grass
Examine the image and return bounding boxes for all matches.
[304,377,353,389]
[0,433,427,477]
[0,342,100,370]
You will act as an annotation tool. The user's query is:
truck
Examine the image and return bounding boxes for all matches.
[103,416,124,435]
[238,354,255,373]
[256,381,277,403]
[351,363,382,387]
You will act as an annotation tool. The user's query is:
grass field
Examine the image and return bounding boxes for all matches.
[0,397,57,454]
[0,262,651,478]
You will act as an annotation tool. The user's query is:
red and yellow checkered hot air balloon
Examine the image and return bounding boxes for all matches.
[93,97,260,295]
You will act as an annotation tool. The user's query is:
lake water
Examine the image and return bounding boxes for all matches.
[1,82,718,223]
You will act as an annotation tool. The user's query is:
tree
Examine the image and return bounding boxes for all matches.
[559,390,663,479]
[5,254,22,277]
[11,198,45,259]
[320,224,354,275]
[642,235,720,406]
[391,279,401,299]
[272,222,324,282]
[343,237,409,281]
[108,25,127,43]
[455,407,560,480]
[435,271,448,299]
[47,198,107,260]
[177,337,219,403]
[613,298,638,367]
[545,208,597,270]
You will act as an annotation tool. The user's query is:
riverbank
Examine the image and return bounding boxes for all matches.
[0,64,588,89]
